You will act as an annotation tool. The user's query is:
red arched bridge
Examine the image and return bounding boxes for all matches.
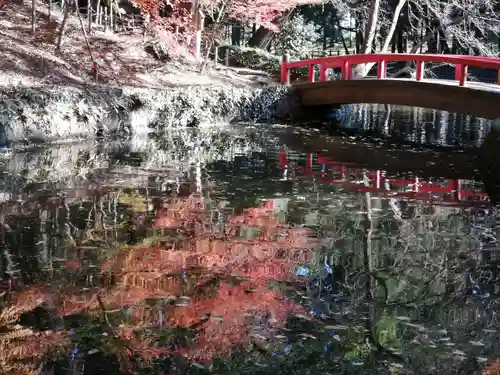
[280,53,500,120]
[279,151,490,208]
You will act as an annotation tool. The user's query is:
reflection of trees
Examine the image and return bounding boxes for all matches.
[0,194,317,373]
[287,178,500,375]
[336,104,490,149]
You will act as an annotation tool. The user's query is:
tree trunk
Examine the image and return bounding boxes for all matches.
[356,0,406,77]
[390,12,467,77]
[359,0,381,54]
[56,0,72,51]
[31,0,36,35]
[336,16,350,55]
[247,9,293,50]
[87,0,92,34]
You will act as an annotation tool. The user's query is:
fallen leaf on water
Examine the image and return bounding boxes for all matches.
[396,316,412,321]
[324,325,348,330]
[299,333,317,339]
[469,340,485,347]
[402,322,426,331]
[294,314,311,321]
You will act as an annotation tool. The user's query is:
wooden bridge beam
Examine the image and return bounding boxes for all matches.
[293,79,500,120]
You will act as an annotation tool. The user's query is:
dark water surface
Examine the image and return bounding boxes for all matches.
[0,106,499,375]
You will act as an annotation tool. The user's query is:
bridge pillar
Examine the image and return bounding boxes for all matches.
[478,117,500,205]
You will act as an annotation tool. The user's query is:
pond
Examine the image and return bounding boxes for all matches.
[0,105,498,375]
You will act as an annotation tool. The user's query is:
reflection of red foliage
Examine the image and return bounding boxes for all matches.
[4,195,317,367]
[169,279,305,361]
[484,359,500,375]
[0,331,69,363]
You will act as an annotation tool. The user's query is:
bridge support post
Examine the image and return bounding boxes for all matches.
[376,60,386,79]
[415,61,424,81]
[319,64,327,81]
[307,64,315,83]
[455,64,468,86]
[281,54,290,85]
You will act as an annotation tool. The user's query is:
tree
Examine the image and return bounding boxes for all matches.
[31,0,36,35]
[343,0,500,76]
[274,14,321,59]
[56,0,73,51]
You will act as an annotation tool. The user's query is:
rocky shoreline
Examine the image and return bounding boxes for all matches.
[0,82,295,147]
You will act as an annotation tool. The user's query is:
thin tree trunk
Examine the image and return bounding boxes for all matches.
[104,7,108,33]
[96,0,101,25]
[391,12,467,77]
[76,1,94,61]
[56,0,72,51]
[357,0,406,77]
[335,15,350,55]
[110,3,113,31]
[31,0,36,35]
[87,0,92,34]
[359,0,381,54]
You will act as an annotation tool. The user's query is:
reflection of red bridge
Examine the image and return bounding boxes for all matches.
[279,152,490,207]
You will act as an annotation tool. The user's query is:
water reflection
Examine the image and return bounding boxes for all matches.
[335,104,490,149]
[0,111,499,374]
[279,151,489,207]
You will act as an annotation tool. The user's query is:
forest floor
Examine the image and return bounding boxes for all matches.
[0,1,273,89]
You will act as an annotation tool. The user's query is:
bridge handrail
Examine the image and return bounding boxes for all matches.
[280,53,500,86]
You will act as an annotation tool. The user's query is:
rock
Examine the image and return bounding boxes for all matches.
[0,84,294,146]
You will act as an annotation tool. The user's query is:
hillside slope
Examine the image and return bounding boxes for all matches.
[0,1,271,88]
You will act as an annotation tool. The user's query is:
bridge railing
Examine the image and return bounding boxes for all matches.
[279,152,490,207]
[280,53,500,87]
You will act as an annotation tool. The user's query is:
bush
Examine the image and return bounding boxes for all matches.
[223,46,281,73]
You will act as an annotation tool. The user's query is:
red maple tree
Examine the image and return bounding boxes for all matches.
[3,194,317,369]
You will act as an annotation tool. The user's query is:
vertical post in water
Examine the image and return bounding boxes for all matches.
[281,54,290,84]
[306,153,313,173]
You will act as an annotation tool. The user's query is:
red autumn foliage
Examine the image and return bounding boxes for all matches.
[3,194,317,368]
[133,0,324,32]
